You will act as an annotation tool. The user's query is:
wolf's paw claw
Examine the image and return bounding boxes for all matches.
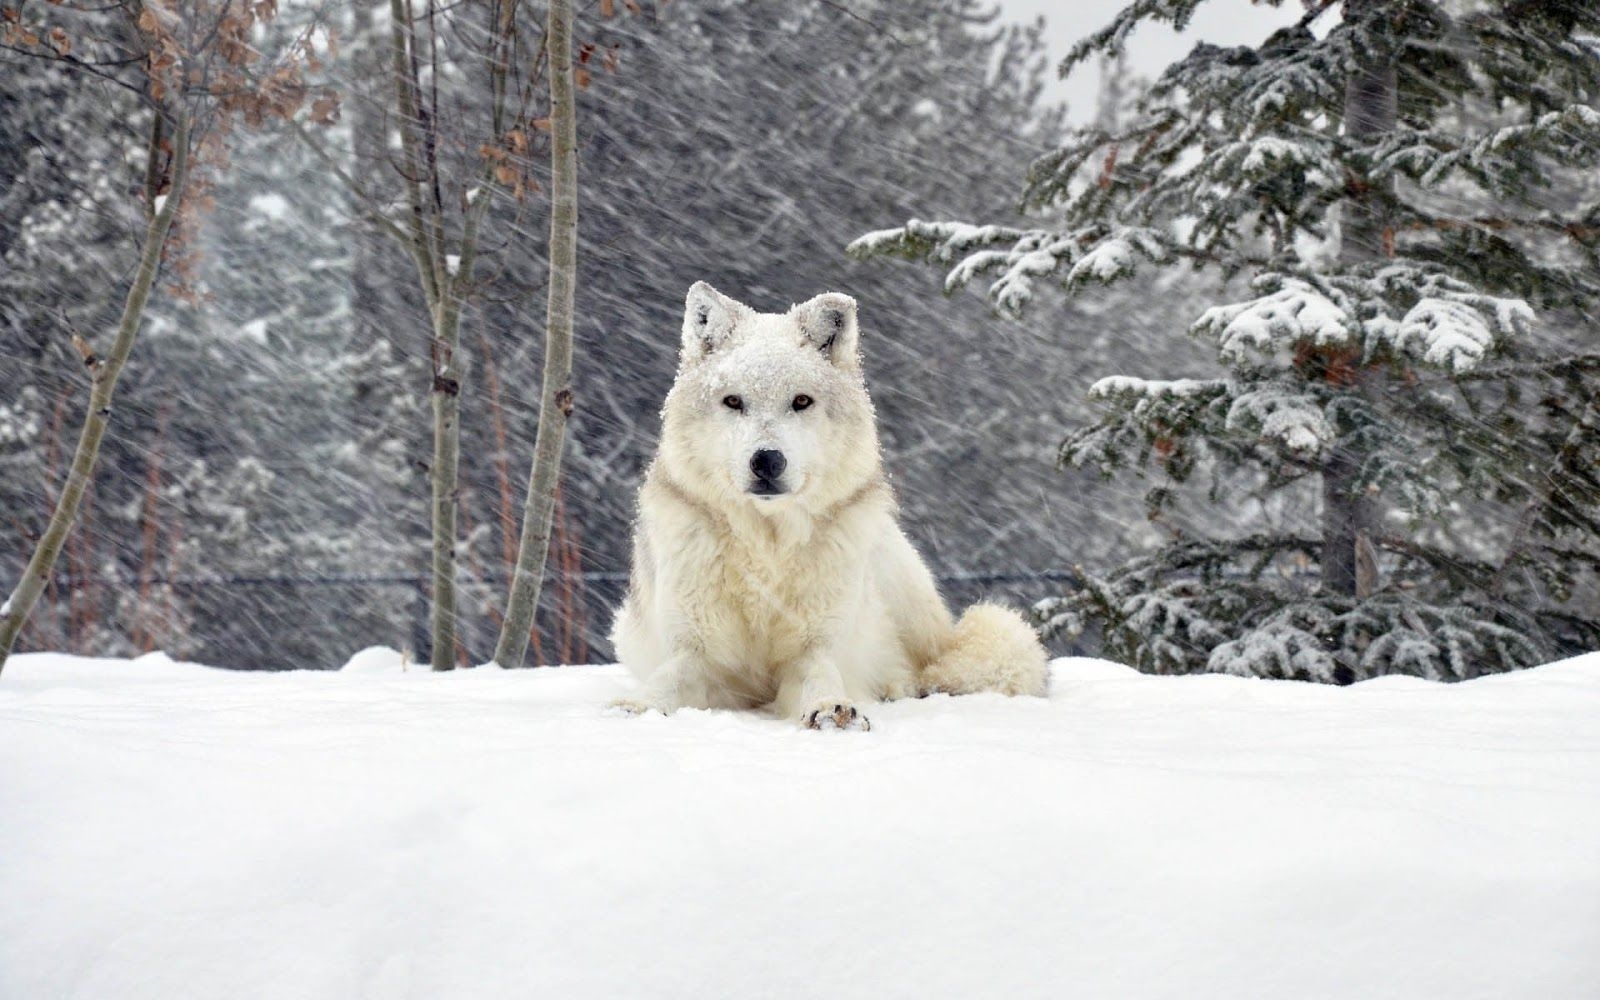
[608,698,664,717]
[804,702,870,732]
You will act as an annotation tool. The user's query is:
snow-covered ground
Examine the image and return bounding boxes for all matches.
[3,650,1598,1000]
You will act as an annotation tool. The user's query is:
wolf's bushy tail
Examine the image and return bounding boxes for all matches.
[919,603,1050,697]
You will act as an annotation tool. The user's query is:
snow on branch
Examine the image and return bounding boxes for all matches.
[1058,0,1206,78]
[1088,376,1222,401]
[974,232,1082,316]
[1372,104,1600,191]
[1088,376,1331,459]
[1204,135,1341,189]
[1066,229,1169,287]
[1224,386,1330,456]
[1208,623,1337,682]
[1479,104,1600,163]
[1068,377,1230,476]
[845,220,1026,265]
[1359,267,1534,373]
[1392,296,1526,373]
[849,221,1167,318]
[1192,277,1353,363]
[1162,590,1542,682]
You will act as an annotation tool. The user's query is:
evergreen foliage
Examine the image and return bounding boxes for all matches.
[853,0,1600,681]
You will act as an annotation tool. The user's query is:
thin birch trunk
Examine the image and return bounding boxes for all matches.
[493,0,577,668]
[299,0,524,670]
[38,389,69,651]
[388,0,454,670]
[422,74,503,670]
[0,108,191,673]
[133,402,172,653]
[386,0,518,670]
[427,314,463,670]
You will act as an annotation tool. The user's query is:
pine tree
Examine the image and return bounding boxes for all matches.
[852,0,1600,681]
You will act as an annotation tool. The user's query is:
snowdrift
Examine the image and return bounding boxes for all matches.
[2,651,1597,999]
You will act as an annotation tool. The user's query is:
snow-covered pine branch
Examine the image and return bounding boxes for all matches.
[848,222,1169,317]
[865,0,1600,680]
[1193,277,1354,363]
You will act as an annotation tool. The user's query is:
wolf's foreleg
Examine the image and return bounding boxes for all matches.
[609,652,714,716]
[775,650,871,731]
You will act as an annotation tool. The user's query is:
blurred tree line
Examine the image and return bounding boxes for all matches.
[2,0,1206,668]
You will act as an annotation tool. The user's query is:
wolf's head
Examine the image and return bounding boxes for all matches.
[658,281,881,516]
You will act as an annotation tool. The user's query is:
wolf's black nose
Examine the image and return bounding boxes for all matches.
[750,449,786,482]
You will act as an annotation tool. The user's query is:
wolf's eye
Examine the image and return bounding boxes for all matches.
[722,395,743,411]
[792,394,813,412]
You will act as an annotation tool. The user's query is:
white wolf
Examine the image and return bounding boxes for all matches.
[609,282,1049,730]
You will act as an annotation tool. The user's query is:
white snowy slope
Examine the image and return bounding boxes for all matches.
[2,650,1598,1000]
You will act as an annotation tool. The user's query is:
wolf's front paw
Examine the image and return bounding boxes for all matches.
[608,697,668,717]
[803,701,870,732]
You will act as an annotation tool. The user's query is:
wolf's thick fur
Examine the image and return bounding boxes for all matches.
[610,282,1049,729]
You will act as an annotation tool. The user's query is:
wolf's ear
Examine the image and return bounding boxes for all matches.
[682,281,745,363]
[793,292,859,369]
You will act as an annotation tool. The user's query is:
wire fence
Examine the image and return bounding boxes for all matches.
[32,567,1089,666]
[44,568,1086,590]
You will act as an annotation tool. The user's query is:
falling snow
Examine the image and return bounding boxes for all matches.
[4,0,1599,990]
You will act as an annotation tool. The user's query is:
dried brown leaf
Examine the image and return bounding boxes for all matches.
[310,94,340,124]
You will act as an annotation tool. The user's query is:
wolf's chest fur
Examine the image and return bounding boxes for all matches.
[689,516,857,675]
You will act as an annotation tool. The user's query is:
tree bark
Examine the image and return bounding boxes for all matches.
[493,0,578,668]
[385,0,464,670]
[1323,2,1395,598]
[0,108,191,673]
[428,322,463,669]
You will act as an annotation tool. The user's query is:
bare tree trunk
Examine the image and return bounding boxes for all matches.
[385,0,448,668]
[428,314,464,669]
[382,0,525,670]
[422,96,505,670]
[385,0,461,670]
[493,0,577,668]
[133,401,173,653]
[1323,5,1394,598]
[0,108,191,673]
